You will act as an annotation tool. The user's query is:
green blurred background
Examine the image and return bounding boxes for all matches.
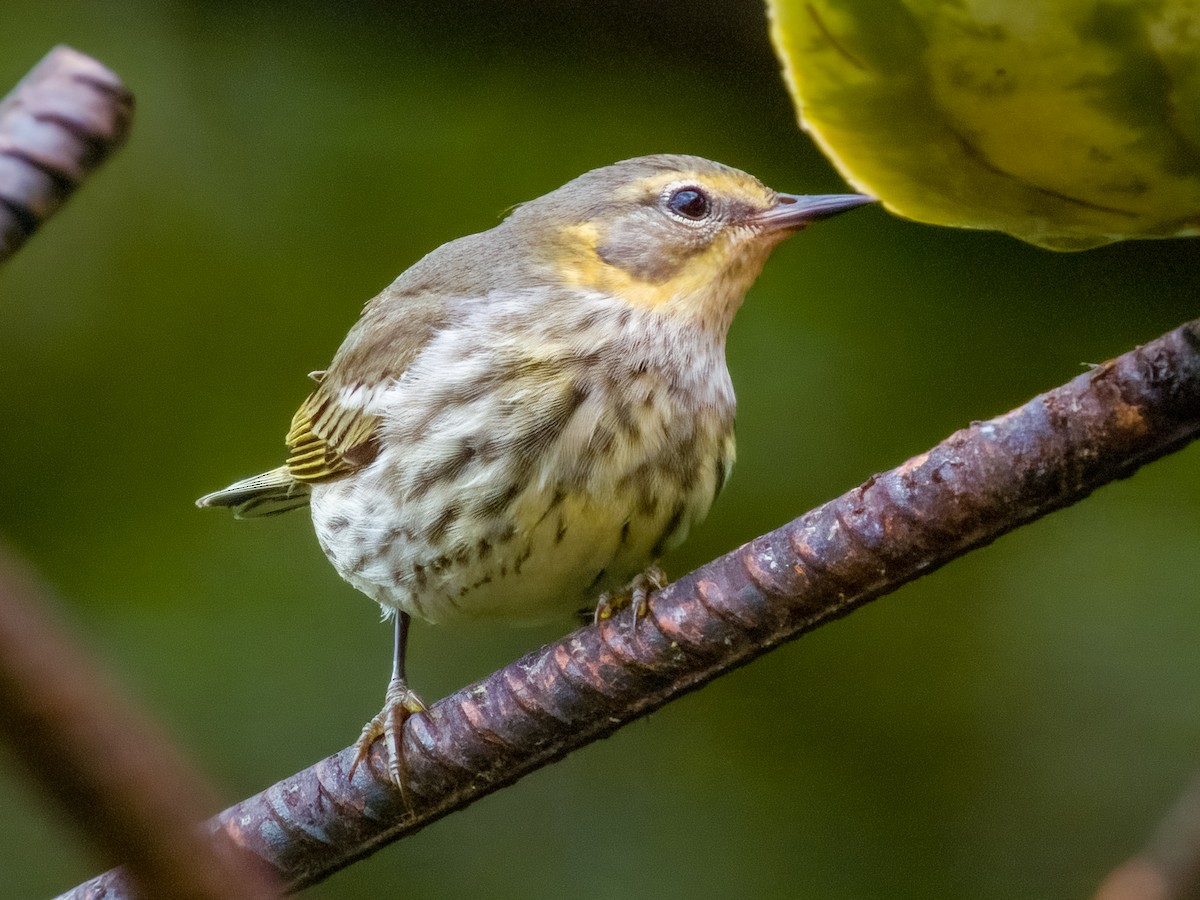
[2,1,1198,897]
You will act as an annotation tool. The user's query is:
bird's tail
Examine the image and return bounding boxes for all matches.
[196,466,311,519]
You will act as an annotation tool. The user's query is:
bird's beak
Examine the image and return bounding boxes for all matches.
[754,193,876,232]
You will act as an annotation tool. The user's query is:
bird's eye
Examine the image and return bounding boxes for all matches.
[666,186,711,220]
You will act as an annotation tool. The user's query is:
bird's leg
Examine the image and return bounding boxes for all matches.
[591,563,668,628]
[349,611,427,800]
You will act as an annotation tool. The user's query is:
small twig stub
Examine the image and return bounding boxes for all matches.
[0,45,133,263]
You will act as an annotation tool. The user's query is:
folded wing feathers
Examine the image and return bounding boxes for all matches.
[199,380,384,519]
[195,466,311,519]
[284,387,380,483]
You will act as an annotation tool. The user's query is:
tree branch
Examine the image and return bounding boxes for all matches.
[0,555,279,900]
[1094,774,1200,900]
[0,47,279,900]
[62,317,1200,896]
[0,45,132,262]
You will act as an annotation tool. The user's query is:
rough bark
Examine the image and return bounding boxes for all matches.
[0,45,132,262]
[62,317,1200,896]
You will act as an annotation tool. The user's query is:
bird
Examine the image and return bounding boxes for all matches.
[197,154,872,793]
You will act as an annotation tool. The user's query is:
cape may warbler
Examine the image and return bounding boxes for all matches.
[198,154,872,788]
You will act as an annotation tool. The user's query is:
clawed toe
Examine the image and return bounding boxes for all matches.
[592,564,668,628]
[348,675,427,804]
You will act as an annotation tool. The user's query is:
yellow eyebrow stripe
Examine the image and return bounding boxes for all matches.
[615,171,775,206]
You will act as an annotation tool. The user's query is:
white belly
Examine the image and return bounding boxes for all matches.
[309,294,736,625]
[310,430,728,625]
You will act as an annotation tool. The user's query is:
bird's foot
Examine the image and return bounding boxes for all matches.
[591,563,668,628]
[349,674,428,802]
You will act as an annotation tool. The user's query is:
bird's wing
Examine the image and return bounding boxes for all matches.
[285,281,449,484]
[285,382,384,483]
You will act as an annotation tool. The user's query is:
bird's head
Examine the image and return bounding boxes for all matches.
[506,154,873,330]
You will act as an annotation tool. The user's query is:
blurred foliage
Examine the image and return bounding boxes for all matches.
[769,0,1200,250]
[0,1,1197,897]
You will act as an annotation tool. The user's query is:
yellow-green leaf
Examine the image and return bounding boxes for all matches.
[767,0,1200,250]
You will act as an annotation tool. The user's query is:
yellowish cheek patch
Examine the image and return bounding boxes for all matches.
[555,222,734,310]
